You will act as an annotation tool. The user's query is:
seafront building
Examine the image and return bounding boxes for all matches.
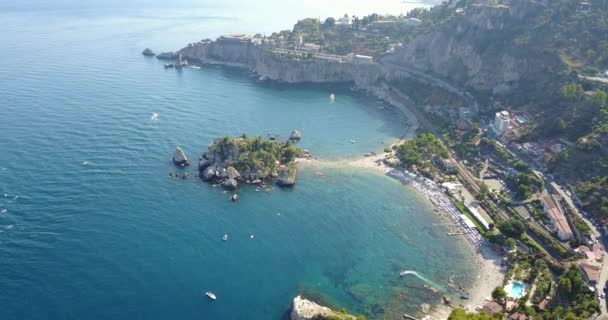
[493,110,511,135]
[541,195,573,241]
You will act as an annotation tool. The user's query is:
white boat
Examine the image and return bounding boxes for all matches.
[222,234,228,241]
[329,93,335,102]
[350,140,356,144]
[205,291,217,300]
[250,234,255,239]
[400,271,408,277]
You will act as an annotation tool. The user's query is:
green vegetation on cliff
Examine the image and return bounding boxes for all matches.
[575,176,608,220]
[448,309,500,320]
[216,135,300,174]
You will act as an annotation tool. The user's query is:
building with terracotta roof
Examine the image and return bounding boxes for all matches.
[509,312,528,320]
[580,262,601,286]
[575,245,591,255]
[538,297,551,311]
[541,195,573,241]
[482,301,504,315]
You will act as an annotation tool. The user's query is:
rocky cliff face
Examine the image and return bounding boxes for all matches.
[177,41,383,87]
[381,0,564,100]
[290,296,357,320]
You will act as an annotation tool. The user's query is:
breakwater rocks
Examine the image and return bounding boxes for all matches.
[290,296,359,320]
[198,135,303,190]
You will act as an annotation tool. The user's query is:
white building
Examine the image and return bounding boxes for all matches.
[353,54,373,63]
[542,195,573,241]
[493,110,510,135]
[337,14,352,25]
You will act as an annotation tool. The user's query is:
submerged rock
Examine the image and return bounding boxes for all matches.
[142,48,156,56]
[290,130,302,141]
[172,147,190,166]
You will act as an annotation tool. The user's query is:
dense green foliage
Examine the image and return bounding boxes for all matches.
[507,173,544,200]
[498,219,525,238]
[448,309,500,320]
[396,133,449,171]
[491,286,507,300]
[550,266,599,319]
[215,136,300,174]
[576,176,608,220]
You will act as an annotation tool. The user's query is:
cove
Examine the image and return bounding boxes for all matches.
[0,4,476,320]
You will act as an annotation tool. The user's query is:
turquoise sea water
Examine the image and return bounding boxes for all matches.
[0,2,475,319]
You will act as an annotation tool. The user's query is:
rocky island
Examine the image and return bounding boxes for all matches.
[198,135,303,190]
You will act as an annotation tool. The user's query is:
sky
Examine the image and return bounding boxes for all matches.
[0,0,436,17]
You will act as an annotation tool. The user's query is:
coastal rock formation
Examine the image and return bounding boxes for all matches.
[142,48,156,56]
[290,296,358,320]
[222,178,238,190]
[176,38,382,86]
[276,163,297,187]
[156,52,177,60]
[291,296,332,320]
[172,147,189,166]
[289,130,302,141]
[198,135,301,189]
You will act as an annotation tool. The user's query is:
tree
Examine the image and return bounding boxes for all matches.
[560,83,584,101]
[499,219,526,238]
[477,182,490,200]
[324,17,336,27]
[558,118,567,131]
[492,286,508,300]
[558,276,572,294]
[505,238,517,249]
[448,308,496,320]
[590,90,607,109]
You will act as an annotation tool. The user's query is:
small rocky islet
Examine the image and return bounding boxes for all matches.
[173,132,310,190]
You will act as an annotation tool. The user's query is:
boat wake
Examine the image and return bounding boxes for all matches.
[400,270,444,291]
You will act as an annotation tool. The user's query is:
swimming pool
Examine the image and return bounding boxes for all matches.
[505,281,528,298]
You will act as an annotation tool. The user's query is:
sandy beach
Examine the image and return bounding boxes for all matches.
[298,155,505,320]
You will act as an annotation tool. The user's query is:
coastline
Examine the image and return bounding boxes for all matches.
[297,155,505,319]
[169,40,503,318]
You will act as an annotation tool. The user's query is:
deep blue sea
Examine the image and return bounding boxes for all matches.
[0,1,475,319]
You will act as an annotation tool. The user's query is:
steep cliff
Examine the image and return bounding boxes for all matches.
[178,40,382,86]
[382,0,565,101]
